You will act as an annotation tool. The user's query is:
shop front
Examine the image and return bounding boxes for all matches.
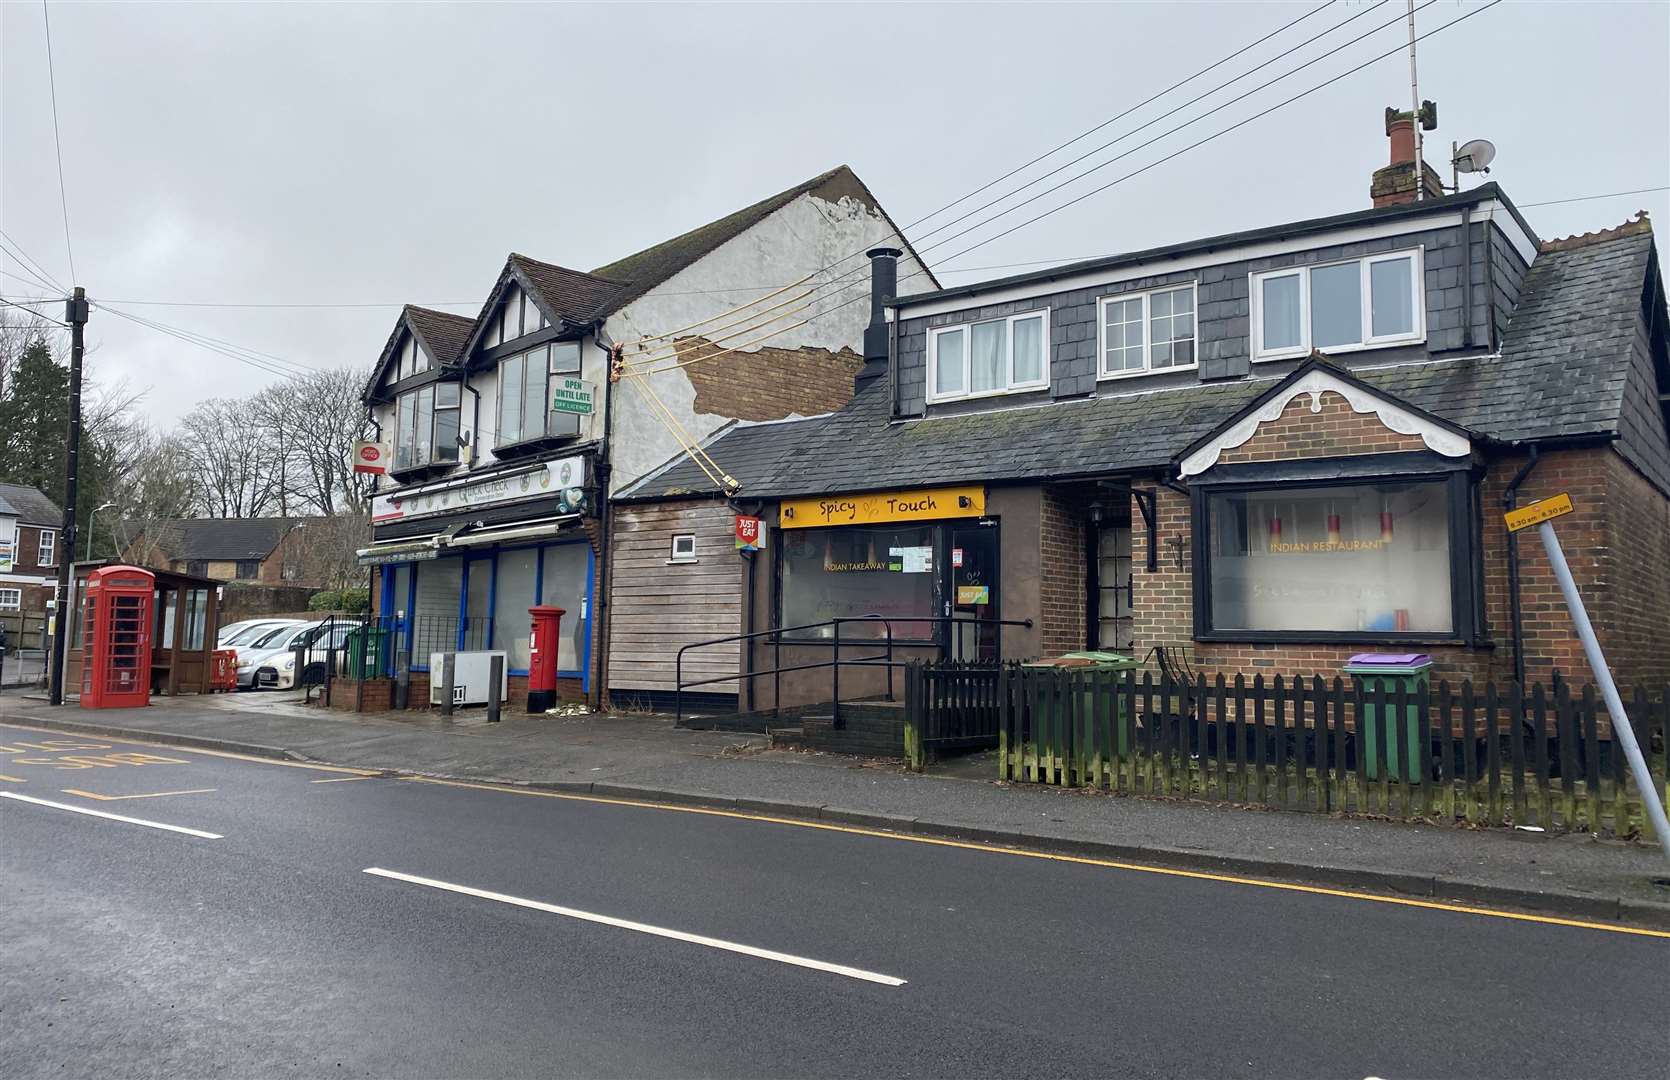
[745,484,1073,711]
[361,453,595,701]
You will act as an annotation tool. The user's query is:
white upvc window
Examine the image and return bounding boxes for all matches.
[0,588,20,611]
[1250,249,1425,361]
[1096,283,1198,380]
[669,534,697,563]
[37,529,56,567]
[927,309,1050,403]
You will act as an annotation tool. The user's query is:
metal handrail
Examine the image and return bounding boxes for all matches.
[675,615,1034,727]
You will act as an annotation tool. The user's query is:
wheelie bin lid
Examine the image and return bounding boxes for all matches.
[1344,652,1432,673]
[1025,651,1137,669]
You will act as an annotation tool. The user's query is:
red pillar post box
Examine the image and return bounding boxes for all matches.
[80,565,156,709]
[526,605,566,713]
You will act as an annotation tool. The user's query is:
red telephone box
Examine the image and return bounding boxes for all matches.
[526,605,566,712]
[80,565,155,709]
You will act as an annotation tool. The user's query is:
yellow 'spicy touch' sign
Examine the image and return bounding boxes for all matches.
[779,486,986,529]
[1504,492,1574,533]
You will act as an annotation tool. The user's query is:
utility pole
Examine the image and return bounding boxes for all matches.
[48,287,87,706]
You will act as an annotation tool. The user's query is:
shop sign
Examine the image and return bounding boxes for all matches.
[357,544,440,566]
[352,441,392,475]
[1504,492,1573,533]
[734,515,764,552]
[956,584,990,605]
[550,377,596,416]
[372,456,585,524]
[778,485,985,529]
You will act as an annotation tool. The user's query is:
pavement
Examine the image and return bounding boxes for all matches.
[2,720,1665,1079]
[3,691,1668,930]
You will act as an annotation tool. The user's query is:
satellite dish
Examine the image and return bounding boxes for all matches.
[1453,138,1497,174]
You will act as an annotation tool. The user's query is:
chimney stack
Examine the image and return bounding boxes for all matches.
[1371,103,1444,207]
[855,247,901,394]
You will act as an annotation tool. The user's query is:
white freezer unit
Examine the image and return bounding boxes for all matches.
[428,650,510,706]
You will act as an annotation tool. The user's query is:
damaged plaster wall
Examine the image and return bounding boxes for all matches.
[604,188,932,492]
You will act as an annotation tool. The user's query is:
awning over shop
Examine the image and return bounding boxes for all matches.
[357,539,441,565]
[446,515,580,549]
[358,516,580,563]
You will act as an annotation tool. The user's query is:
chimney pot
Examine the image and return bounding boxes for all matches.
[855,248,901,395]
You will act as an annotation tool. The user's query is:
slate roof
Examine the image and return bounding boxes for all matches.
[620,226,1668,501]
[617,414,834,500]
[0,483,62,525]
[120,518,300,562]
[405,305,476,367]
[509,254,630,326]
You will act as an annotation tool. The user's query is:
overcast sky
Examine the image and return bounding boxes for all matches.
[3,0,1666,425]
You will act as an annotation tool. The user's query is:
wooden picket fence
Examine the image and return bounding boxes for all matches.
[902,661,1013,767]
[994,666,1670,838]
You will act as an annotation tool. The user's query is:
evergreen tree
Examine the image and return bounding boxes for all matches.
[0,338,70,500]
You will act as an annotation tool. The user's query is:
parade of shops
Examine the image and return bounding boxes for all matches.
[612,149,1670,718]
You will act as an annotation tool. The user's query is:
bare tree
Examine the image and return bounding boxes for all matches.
[179,398,284,518]
[253,367,371,517]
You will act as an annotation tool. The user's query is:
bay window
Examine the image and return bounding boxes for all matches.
[496,342,582,448]
[1251,250,1424,360]
[1195,474,1477,641]
[928,310,1049,402]
[1098,283,1197,378]
[393,382,461,470]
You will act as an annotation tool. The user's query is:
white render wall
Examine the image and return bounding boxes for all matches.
[604,190,931,492]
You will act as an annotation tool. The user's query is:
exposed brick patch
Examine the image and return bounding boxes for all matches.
[678,339,862,421]
[1216,390,1429,465]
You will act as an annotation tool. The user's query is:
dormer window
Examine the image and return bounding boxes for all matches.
[927,310,1050,403]
[1251,250,1424,361]
[394,382,461,470]
[496,342,581,448]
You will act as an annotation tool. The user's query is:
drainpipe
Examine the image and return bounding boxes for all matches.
[1503,444,1540,687]
[589,325,616,712]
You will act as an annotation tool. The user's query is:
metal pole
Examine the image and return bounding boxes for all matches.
[486,654,503,723]
[48,287,87,706]
[440,652,455,718]
[1537,520,1670,861]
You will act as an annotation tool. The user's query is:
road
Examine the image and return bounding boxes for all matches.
[1,721,1664,1079]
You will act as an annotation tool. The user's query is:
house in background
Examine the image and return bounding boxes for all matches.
[0,482,64,617]
[117,518,319,587]
[358,164,935,708]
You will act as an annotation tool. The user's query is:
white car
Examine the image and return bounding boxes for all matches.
[219,619,304,650]
[236,621,356,690]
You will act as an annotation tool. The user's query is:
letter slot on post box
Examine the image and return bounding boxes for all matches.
[526,605,566,713]
[80,565,156,709]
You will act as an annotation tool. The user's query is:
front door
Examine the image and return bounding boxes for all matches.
[947,521,999,661]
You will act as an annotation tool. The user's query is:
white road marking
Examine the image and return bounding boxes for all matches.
[0,791,223,839]
[362,867,907,987]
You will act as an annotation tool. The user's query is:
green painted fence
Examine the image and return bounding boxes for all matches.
[995,667,1670,839]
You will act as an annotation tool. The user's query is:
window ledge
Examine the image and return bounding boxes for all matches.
[389,461,462,484]
[666,557,699,565]
[493,433,580,460]
[1193,631,1473,647]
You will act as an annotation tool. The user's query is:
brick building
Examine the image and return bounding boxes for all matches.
[117,518,318,587]
[615,113,1670,714]
[358,166,934,710]
[0,483,64,616]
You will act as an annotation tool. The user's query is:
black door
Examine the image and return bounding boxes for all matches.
[947,521,999,661]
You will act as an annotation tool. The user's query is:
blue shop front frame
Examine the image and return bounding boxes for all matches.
[376,537,594,691]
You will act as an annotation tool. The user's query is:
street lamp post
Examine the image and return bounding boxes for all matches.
[85,501,116,562]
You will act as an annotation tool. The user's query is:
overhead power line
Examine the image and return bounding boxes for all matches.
[94,303,321,382]
[626,0,1505,378]
[0,230,67,294]
[1517,186,1670,209]
[41,0,76,284]
[1,296,70,328]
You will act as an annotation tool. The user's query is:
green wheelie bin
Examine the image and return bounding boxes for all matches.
[1345,653,1432,782]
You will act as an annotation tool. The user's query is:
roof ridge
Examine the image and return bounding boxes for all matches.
[1538,211,1653,253]
[508,252,630,287]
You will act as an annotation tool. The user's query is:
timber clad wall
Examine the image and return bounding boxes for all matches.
[607,500,742,695]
